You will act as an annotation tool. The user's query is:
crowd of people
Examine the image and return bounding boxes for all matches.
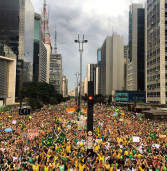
[0,100,167,171]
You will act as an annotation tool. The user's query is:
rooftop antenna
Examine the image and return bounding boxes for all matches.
[41,0,51,45]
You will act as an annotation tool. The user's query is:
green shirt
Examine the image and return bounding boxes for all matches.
[59,165,65,171]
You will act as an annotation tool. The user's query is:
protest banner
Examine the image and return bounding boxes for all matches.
[28,129,39,140]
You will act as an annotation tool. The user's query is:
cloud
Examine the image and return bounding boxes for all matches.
[32,0,145,90]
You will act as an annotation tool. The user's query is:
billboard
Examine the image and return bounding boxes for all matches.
[116,91,146,102]
[116,92,128,102]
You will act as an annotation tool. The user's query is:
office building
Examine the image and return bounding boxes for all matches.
[145,0,166,104]
[62,76,68,97]
[127,4,145,91]
[101,35,124,96]
[44,44,51,83]
[84,76,88,96]
[39,42,47,82]
[87,64,97,94]
[95,67,100,94]
[97,48,101,94]
[33,13,41,82]
[49,54,62,94]
[68,90,75,97]
[0,43,16,106]
[0,0,34,96]
[124,45,128,90]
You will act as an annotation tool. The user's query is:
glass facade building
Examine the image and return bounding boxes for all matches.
[127,4,145,91]
[33,13,41,82]
[97,48,101,94]
[0,0,34,97]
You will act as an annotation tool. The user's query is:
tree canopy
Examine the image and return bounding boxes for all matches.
[21,82,64,109]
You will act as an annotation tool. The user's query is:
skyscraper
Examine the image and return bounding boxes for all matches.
[145,0,166,104]
[49,54,62,94]
[39,42,47,82]
[87,64,97,94]
[33,13,41,82]
[0,0,34,97]
[101,35,124,96]
[41,0,52,84]
[96,48,101,94]
[127,4,145,91]
[124,45,128,90]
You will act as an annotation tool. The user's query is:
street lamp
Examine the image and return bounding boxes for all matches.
[74,34,88,112]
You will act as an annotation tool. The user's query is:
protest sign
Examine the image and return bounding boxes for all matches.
[12,120,17,124]
[28,129,39,140]
[132,136,140,142]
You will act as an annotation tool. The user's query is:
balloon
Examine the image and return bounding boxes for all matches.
[80,142,83,146]
[132,150,136,154]
[124,151,128,156]
[129,154,133,159]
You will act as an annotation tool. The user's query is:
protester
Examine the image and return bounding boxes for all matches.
[0,102,167,171]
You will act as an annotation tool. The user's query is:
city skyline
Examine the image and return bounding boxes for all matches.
[32,0,145,90]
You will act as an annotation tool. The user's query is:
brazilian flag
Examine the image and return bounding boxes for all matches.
[56,133,67,144]
[41,137,54,147]
[146,146,152,153]
[18,121,26,129]
[150,132,157,140]
[56,147,64,154]
[55,117,59,125]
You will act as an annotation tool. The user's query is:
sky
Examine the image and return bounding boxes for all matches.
[32,0,145,91]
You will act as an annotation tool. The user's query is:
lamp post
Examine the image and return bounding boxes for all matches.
[74,34,88,112]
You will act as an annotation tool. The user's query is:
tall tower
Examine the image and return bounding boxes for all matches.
[41,0,51,45]
[127,4,145,91]
[41,0,51,83]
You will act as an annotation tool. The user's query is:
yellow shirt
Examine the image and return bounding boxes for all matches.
[94,145,100,152]
[139,166,144,171]
[98,154,105,164]
[74,161,79,168]
[79,163,85,171]
[110,167,113,171]
[66,144,71,153]
[44,166,49,171]
[32,165,39,171]
[105,164,111,170]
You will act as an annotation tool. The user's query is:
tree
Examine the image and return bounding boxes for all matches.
[21,82,64,109]
[108,95,112,105]
[94,94,105,104]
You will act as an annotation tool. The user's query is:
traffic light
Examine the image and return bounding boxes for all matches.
[87,81,94,154]
[88,95,94,108]
[19,108,31,115]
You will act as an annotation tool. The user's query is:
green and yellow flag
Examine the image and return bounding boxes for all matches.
[18,121,26,129]
[41,137,54,147]
[55,117,59,124]
[56,133,67,144]
[150,131,157,140]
